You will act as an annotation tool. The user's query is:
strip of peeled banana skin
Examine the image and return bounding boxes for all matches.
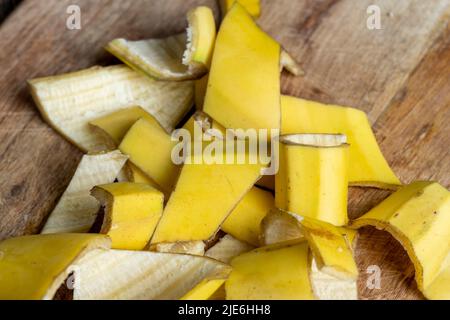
[29,65,194,152]
[72,249,230,300]
[41,150,128,234]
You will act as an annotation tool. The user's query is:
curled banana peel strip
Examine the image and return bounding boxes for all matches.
[206,234,255,264]
[261,208,305,245]
[180,278,227,300]
[119,111,225,196]
[127,163,161,189]
[71,249,231,300]
[194,49,302,111]
[280,50,304,76]
[221,187,274,246]
[281,95,401,189]
[90,107,174,194]
[220,0,261,18]
[89,106,160,148]
[225,240,315,300]
[28,65,194,152]
[41,151,128,234]
[119,118,179,194]
[150,150,267,245]
[351,181,450,300]
[203,3,281,135]
[106,7,215,81]
[260,208,358,300]
[301,217,358,280]
[276,133,350,226]
[188,235,254,300]
[91,182,164,250]
[0,234,110,300]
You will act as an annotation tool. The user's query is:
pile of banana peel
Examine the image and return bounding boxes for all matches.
[0,1,448,300]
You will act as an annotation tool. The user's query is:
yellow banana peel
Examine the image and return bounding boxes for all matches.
[184,6,217,68]
[106,7,215,81]
[260,208,358,299]
[119,118,179,193]
[301,217,358,280]
[423,252,450,300]
[220,0,261,18]
[127,163,161,189]
[206,234,254,264]
[204,3,280,134]
[41,150,128,234]
[261,208,305,246]
[222,187,274,246]
[0,234,110,300]
[151,150,266,244]
[72,249,231,300]
[225,241,315,300]
[276,134,350,226]
[91,182,164,250]
[180,260,232,301]
[29,65,193,152]
[281,95,401,188]
[89,106,160,148]
[120,111,224,196]
[351,181,450,299]
[181,278,227,300]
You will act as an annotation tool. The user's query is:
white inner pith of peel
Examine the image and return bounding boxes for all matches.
[280,134,348,147]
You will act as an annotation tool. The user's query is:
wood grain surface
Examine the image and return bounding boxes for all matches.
[0,0,449,300]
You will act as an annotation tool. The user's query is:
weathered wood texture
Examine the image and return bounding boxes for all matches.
[0,0,448,300]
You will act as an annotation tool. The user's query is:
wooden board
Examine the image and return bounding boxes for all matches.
[0,0,448,300]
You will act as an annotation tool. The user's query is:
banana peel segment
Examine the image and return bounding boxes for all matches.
[29,65,194,152]
[225,241,315,300]
[301,217,358,280]
[281,95,401,188]
[41,150,128,234]
[261,208,305,246]
[194,49,302,111]
[206,234,254,264]
[106,7,215,81]
[222,187,274,246]
[204,3,280,134]
[180,278,227,300]
[89,106,160,148]
[276,134,350,226]
[127,163,161,189]
[0,234,110,300]
[119,111,225,196]
[183,6,217,68]
[261,208,358,279]
[119,118,179,194]
[91,182,164,250]
[310,259,358,300]
[220,0,261,18]
[351,181,450,299]
[260,209,358,299]
[150,150,267,244]
[423,252,450,300]
[72,249,230,300]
